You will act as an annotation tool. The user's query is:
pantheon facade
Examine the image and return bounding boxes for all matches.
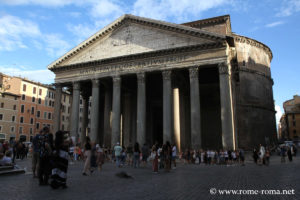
[49,15,277,150]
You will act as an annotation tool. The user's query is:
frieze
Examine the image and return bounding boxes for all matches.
[78,55,188,76]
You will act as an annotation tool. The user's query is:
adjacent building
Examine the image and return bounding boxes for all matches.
[280,95,300,140]
[0,73,72,142]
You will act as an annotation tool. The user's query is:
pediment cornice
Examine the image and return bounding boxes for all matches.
[50,41,226,73]
[48,14,226,70]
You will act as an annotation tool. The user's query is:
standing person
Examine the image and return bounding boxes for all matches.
[133,142,140,168]
[172,144,177,169]
[32,132,41,178]
[96,144,105,171]
[280,146,286,163]
[151,145,158,173]
[82,137,92,176]
[287,146,293,162]
[114,142,122,168]
[239,148,245,166]
[141,143,149,167]
[259,144,265,165]
[265,148,270,166]
[50,131,69,189]
[126,144,133,166]
[164,141,172,172]
[90,143,97,173]
[38,127,52,186]
[253,148,258,164]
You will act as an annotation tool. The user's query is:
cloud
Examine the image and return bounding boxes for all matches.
[276,0,300,17]
[90,0,125,19]
[132,0,229,21]
[0,0,82,7]
[0,66,55,84]
[265,21,285,28]
[0,15,41,51]
[43,34,72,58]
[275,105,283,127]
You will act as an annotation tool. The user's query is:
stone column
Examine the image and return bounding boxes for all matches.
[71,82,80,143]
[80,94,89,146]
[90,79,100,143]
[218,62,235,150]
[189,67,201,150]
[111,76,121,147]
[103,87,112,148]
[136,72,146,146]
[162,70,172,143]
[123,93,131,147]
[53,84,62,133]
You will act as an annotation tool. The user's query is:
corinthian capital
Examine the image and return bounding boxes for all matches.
[113,76,121,87]
[137,72,145,84]
[218,62,229,75]
[189,67,199,79]
[162,70,172,80]
[73,82,81,90]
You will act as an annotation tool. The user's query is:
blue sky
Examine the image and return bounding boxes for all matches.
[0,0,300,124]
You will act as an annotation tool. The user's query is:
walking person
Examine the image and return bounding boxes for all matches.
[82,136,92,176]
[38,127,52,186]
[164,142,172,172]
[172,144,177,169]
[96,144,105,171]
[50,131,69,189]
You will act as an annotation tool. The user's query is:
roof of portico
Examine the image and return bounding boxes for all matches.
[48,14,227,70]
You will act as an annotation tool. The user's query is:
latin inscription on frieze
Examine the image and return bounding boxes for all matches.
[78,55,188,76]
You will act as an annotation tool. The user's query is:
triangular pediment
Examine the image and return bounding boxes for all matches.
[48,15,226,69]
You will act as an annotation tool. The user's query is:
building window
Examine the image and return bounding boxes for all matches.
[23,84,26,92]
[20,116,24,123]
[30,118,34,124]
[0,126,2,132]
[294,130,297,135]
[32,97,35,103]
[1,102,4,108]
[37,110,40,118]
[30,128,33,135]
[10,126,15,133]
[12,116,15,122]
[31,107,35,115]
[48,112,51,120]
[45,100,48,106]
[19,126,23,134]
[292,114,295,120]
[293,121,296,127]
[22,94,25,100]
[36,123,40,130]
[62,124,65,131]
[33,87,36,94]
[79,117,82,122]
[13,105,16,110]
[14,97,17,100]
[0,114,3,120]
[39,89,42,95]
[80,99,82,105]
[44,112,47,119]
[38,98,41,104]
[21,105,25,113]
[62,115,65,121]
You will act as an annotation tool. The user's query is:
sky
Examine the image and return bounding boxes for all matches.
[0,0,300,125]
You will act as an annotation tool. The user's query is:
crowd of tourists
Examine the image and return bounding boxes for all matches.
[31,127,70,189]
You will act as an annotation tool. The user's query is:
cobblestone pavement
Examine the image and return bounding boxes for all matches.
[1,155,299,200]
